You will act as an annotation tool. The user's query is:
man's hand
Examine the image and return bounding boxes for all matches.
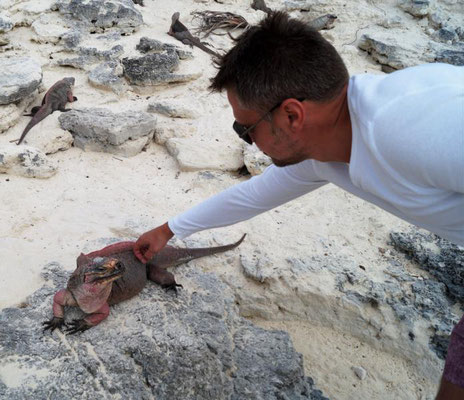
[133,222,174,263]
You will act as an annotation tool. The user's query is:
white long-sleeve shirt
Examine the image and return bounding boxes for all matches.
[169,63,464,246]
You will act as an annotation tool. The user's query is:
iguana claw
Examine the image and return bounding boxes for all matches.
[65,319,91,335]
[43,317,65,332]
[161,282,183,294]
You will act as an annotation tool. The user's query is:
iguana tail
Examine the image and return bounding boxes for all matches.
[17,103,53,145]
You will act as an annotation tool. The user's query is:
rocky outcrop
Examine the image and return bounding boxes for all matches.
[56,45,124,70]
[0,57,42,105]
[136,37,193,59]
[0,145,57,178]
[148,97,202,119]
[0,263,328,400]
[59,108,156,157]
[243,143,272,176]
[53,0,143,33]
[88,60,128,94]
[165,137,244,172]
[122,50,201,86]
[0,13,13,33]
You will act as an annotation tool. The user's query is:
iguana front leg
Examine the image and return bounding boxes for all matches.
[43,289,77,332]
[65,303,110,334]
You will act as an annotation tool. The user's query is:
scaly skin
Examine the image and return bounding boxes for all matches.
[168,12,220,57]
[17,77,77,145]
[43,234,246,334]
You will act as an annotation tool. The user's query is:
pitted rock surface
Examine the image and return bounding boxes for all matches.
[59,108,156,156]
[0,263,328,400]
[0,57,42,105]
[53,0,143,33]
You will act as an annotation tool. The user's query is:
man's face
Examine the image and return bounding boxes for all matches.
[227,89,307,167]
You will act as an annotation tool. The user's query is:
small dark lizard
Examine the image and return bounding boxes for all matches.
[16,77,77,145]
[43,234,246,334]
[168,12,220,58]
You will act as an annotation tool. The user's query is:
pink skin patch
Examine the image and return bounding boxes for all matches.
[53,289,77,318]
[84,303,110,326]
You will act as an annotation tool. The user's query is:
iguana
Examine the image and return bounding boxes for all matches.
[16,77,77,145]
[43,234,246,334]
[168,12,220,58]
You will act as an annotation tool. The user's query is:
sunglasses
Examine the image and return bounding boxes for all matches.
[232,98,305,144]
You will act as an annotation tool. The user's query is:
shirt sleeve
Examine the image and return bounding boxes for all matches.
[168,160,328,238]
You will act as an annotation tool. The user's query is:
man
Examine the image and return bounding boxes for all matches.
[134,12,464,399]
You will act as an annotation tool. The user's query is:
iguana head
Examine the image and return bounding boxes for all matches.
[83,257,125,285]
[63,77,75,87]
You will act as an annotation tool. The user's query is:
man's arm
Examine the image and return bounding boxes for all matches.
[134,161,327,262]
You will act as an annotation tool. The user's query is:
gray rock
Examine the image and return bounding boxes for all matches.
[147,97,201,118]
[57,45,124,70]
[31,13,69,43]
[434,27,458,43]
[122,51,201,86]
[0,91,37,133]
[240,252,279,283]
[53,0,143,33]
[0,13,13,33]
[358,32,433,70]
[136,37,193,59]
[352,366,367,380]
[398,0,431,17]
[283,0,311,11]
[0,263,327,399]
[389,231,464,305]
[0,57,42,105]
[60,30,83,49]
[165,138,243,172]
[243,143,272,176]
[88,60,128,94]
[435,48,464,66]
[0,145,57,178]
[59,107,156,157]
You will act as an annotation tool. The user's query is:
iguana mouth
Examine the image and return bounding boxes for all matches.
[85,258,125,284]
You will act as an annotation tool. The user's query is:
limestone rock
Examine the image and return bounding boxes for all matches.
[0,264,327,399]
[59,108,156,157]
[57,45,124,70]
[0,92,37,133]
[147,97,202,119]
[88,60,128,94]
[136,37,193,59]
[17,113,73,154]
[0,12,13,33]
[31,13,69,44]
[435,48,464,66]
[398,0,432,18]
[283,0,311,11]
[0,145,57,178]
[352,366,367,380]
[240,252,279,283]
[53,0,143,33]
[0,57,42,105]
[243,143,272,175]
[153,119,197,145]
[165,137,243,172]
[358,31,433,70]
[122,51,201,86]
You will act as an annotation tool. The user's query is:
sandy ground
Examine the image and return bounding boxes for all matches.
[0,0,455,398]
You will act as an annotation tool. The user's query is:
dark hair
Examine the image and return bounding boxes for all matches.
[209,12,349,111]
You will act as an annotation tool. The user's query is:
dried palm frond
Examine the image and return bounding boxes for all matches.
[191,11,249,38]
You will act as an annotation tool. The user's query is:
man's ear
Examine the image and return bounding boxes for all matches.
[281,98,305,132]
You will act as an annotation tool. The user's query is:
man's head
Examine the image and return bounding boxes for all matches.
[210,11,348,111]
[210,12,351,166]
